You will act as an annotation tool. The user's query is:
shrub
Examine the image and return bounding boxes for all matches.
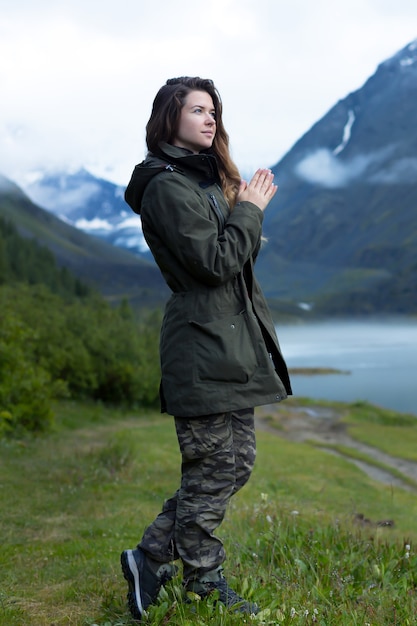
[0,313,57,435]
[0,284,162,435]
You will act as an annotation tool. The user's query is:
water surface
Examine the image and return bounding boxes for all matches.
[277,318,417,416]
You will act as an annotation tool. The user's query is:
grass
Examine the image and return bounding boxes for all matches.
[343,401,417,462]
[312,441,417,491]
[1,400,417,625]
[288,368,350,376]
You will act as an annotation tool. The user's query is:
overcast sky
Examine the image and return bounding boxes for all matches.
[1,0,417,186]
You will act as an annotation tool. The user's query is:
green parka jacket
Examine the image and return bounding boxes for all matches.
[125,143,292,417]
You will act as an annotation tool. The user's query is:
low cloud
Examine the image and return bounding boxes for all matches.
[294,146,401,187]
[368,157,417,184]
[0,174,18,193]
[26,180,101,214]
[295,149,376,187]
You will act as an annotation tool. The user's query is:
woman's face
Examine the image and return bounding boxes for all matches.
[173,90,216,153]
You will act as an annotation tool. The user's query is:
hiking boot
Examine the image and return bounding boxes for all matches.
[186,570,259,615]
[121,548,177,620]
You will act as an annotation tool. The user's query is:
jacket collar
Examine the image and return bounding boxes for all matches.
[156,142,220,181]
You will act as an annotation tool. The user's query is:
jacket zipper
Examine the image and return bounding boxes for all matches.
[207,192,226,233]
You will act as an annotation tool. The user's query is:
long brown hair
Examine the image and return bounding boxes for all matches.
[146,77,241,207]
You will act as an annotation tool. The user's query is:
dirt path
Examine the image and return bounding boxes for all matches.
[256,404,417,493]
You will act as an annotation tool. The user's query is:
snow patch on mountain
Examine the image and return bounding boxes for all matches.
[399,40,417,66]
[75,217,114,231]
[384,38,417,70]
[114,235,149,253]
[333,110,355,156]
[400,57,416,67]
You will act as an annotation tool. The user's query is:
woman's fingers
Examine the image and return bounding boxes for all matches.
[249,169,276,194]
[236,168,278,210]
[248,168,271,188]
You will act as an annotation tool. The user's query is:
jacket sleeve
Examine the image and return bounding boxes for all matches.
[141,173,263,287]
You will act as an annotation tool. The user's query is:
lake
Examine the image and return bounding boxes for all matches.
[277,318,417,416]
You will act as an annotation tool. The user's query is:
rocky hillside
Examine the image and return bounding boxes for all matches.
[259,39,417,314]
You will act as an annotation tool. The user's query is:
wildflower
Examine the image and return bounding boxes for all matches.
[276,608,285,620]
[261,492,268,502]
[291,510,299,516]
[405,543,411,558]
[304,609,309,616]
[266,514,273,524]
[290,607,296,618]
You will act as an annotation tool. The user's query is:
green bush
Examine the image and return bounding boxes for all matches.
[0,313,57,435]
[0,284,162,435]
[0,215,163,435]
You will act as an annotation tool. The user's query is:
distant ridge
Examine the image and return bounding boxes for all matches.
[0,174,168,308]
[24,167,150,257]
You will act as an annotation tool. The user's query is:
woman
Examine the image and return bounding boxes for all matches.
[121,76,292,620]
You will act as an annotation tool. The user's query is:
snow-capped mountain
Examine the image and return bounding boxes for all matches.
[254,38,417,313]
[24,168,150,257]
[0,171,168,306]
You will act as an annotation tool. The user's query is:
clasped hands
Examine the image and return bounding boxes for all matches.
[237,168,278,212]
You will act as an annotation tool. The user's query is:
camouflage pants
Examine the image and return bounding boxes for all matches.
[139,408,256,581]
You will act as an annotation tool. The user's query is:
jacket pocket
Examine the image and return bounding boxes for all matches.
[189,312,259,384]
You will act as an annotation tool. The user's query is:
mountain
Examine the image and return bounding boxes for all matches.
[13,39,417,316]
[257,38,417,314]
[24,168,150,258]
[0,174,168,309]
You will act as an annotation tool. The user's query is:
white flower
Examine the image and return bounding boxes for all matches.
[266,514,273,524]
[290,607,296,618]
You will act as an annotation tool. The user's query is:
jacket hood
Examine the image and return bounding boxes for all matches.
[124,143,219,215]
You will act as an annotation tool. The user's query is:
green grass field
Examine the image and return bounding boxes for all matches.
[1,400,417,625]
